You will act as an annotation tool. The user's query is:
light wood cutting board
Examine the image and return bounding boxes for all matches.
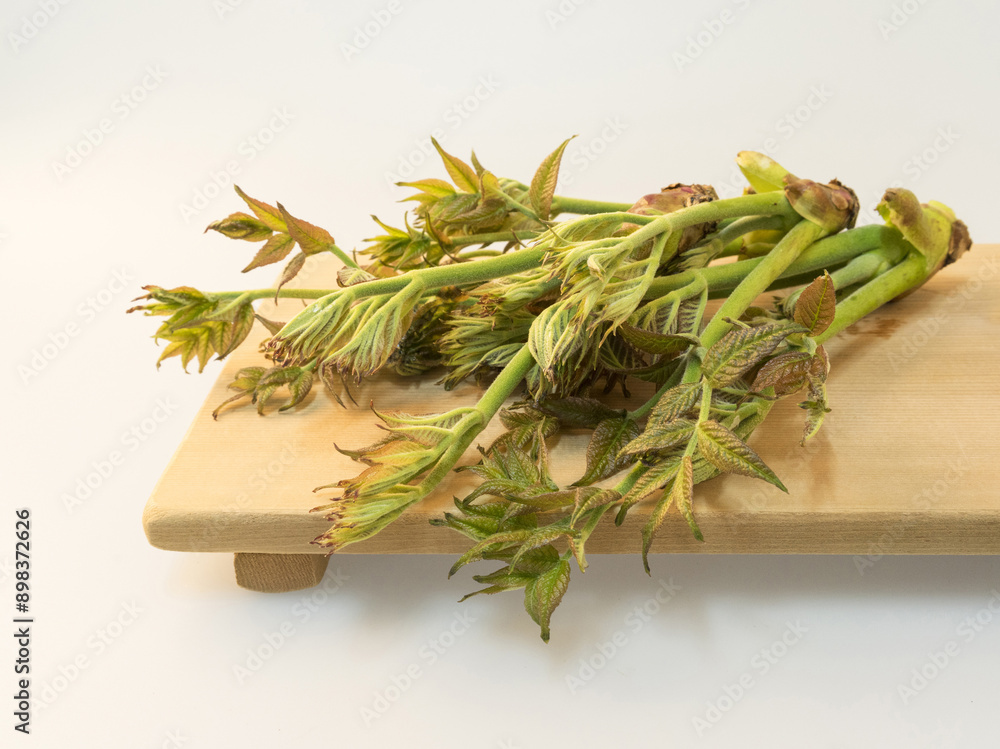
[142,245,1000,591]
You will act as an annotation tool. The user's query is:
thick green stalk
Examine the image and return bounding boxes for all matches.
[622,193,797,253]
[783,242,909,310]
[449,230,541,248]
[417,345,536,491]
[814,253,928,343]
[290,196,802,340]
[647,224,888,298]
[709,214,791,251]
[550,196,634,215]
[700,220,828,348]
[329,248,549,304]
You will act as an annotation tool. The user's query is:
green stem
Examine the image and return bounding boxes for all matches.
[550,196,634,215]
[327,243,360,269]
[417,345,536,490]
[647,223,889,298]
[700,214,792,258]
[700,221,829,349]
[613,463,645,496]
[814,253,928,343]
[674,220,828,387]
[448,230,541,248]
[324,248,549,305]
[453,249,503,259]
[622,193,798,253]
[217,288,338,301]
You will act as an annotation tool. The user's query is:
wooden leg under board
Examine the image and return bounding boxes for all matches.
[234,553,330,593]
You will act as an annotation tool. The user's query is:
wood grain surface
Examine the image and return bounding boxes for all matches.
[142,245,1000,557]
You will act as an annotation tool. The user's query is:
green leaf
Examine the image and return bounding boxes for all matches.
[212,365,266,419]
[254,314,286,336]
[234,185,287,232]
[648,382,701,427]
[469,150,487,176]
[702,322,801,388]
[800,398,831,445]
[641,455,696,574]
[397,178,457,199]
[205,212,274,242]
[449,529,537,577]
[799,351,831,444]
[218,302,256,359]
[274,252,307,300]
[431,137,479,193]
[570,487,621,527]
[529,137,574,221]
[536,397,624,429]
[574,417,641,485]
[696,420,786,492]
[794,271,836,335]
[676,463,703,543]
[524,558,570,642]
[278,367,314,412]
[277,203,336,256]
[337,266,376,287]
[619,325,699,356]
[750,351,814,397]
[487,543,559,572]
[615,459,682,524]
[506,490,578,511]
[459,571,537,601]
[620,419,696,459]
[242,232,295,272]
[430,512,502,542]
[509,525,575,570]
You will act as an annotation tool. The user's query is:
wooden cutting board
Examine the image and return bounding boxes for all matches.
[142,245,1000,592]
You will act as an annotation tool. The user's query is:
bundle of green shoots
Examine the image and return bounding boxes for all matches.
[131,139,971,640]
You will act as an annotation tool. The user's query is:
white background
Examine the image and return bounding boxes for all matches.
[3,0,999,747]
